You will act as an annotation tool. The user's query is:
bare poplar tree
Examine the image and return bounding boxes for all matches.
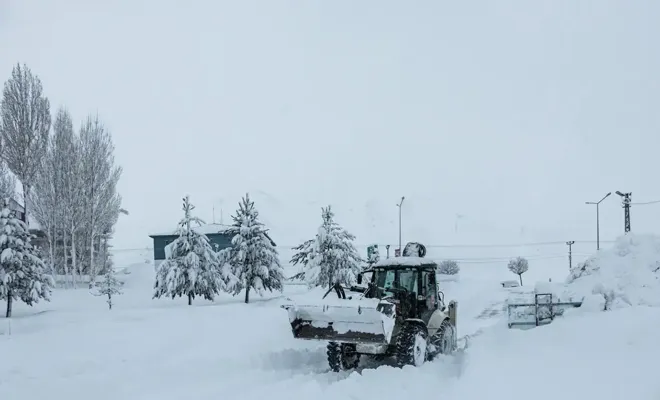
[65,137,85,285]
[28,108,86,286]
[78,114,123,280]
[0,63,51,222]
[27,148,57,272]
[53,109,78,285]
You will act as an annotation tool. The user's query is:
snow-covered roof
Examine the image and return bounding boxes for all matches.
[149,223,233,237]
[5,197,42,231]
[373,256,437,268]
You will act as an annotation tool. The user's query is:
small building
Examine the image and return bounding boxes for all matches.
[148,223,276,266]
[7,198,49,255]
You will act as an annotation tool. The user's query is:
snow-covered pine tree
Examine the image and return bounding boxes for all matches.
[153,196,232,305]
[92,263,123,310]
[304,206,363,289]
[0,199,53,317]
[289,238,315,281]
[223,193,284,304]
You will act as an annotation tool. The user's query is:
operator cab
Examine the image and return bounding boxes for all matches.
[357,259,445,322]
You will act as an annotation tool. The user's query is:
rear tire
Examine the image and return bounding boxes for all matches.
[327,342,360,372]
[395,324,428,367]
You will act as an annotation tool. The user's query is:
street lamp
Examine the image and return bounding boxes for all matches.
[396,196,405,254]
[585,192,611,250]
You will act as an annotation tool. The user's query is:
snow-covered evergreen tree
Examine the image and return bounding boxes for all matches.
[289,238,314,281]
[0,199,53,317]
[299,206,363,289]
[153,196,233,305]
[92,264,123,310]
[223,193,284,304]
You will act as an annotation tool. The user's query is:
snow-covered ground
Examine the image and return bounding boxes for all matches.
[1,239,659,400]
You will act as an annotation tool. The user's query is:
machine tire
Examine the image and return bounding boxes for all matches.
[429,319,457,360]
[395,323,428,367]
[327,342,360,372]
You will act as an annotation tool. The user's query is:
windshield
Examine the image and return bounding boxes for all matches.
[372,268,418,297]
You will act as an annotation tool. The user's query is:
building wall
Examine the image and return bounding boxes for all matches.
[151,233,233,261]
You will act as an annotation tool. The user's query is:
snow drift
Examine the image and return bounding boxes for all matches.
[561,234,660,310]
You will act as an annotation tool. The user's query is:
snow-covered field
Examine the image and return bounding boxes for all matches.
[1,239,659,400]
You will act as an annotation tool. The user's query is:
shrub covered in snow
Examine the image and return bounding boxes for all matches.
[438,260,460,275]
[563,234,660,310]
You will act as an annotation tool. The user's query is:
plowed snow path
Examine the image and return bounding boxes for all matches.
[0,300,466,400]
[2,271,659,400]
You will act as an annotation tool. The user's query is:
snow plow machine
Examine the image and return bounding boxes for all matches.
[282,242,467,372]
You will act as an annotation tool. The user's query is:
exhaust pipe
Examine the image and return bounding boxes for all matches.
[448,300,457,328]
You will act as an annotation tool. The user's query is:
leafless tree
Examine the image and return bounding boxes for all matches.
[508,256,529,286]
[0,63,51,223]
[78,115,123,280]
[28,108,75,280]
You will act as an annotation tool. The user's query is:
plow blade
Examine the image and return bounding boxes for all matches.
[283,303,395,345]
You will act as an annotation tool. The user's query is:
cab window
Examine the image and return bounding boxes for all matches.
[398,269,418,293]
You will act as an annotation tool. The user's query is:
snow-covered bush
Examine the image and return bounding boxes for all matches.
[563,234,660,310]
[290,206,363,289]
[438,260,460,275]
[508,257,529,286]
[222,193,284,304]
[153,196,235,305]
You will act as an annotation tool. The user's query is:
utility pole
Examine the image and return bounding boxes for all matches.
[396,196,405,255]
[566,241,575,270]
[585,192,611,250]
[615,191,631,233]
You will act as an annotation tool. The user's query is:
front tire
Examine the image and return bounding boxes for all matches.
[429,319,457,360]
[396,324,428,367]
[327,342,360,372]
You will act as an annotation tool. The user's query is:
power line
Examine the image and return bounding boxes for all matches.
[110,240,616,252]
[431,254,590,264]
[435,253,591,262]
[631,199,660,205]
[343,240,615,249]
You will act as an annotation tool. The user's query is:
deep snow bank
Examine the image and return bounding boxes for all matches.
[449,306,660,400]
[561,234,660,310]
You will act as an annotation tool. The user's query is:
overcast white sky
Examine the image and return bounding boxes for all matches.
[1,1,659,253]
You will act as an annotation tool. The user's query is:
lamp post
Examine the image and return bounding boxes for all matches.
[396,196,405,254]
[585,192,611,250]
